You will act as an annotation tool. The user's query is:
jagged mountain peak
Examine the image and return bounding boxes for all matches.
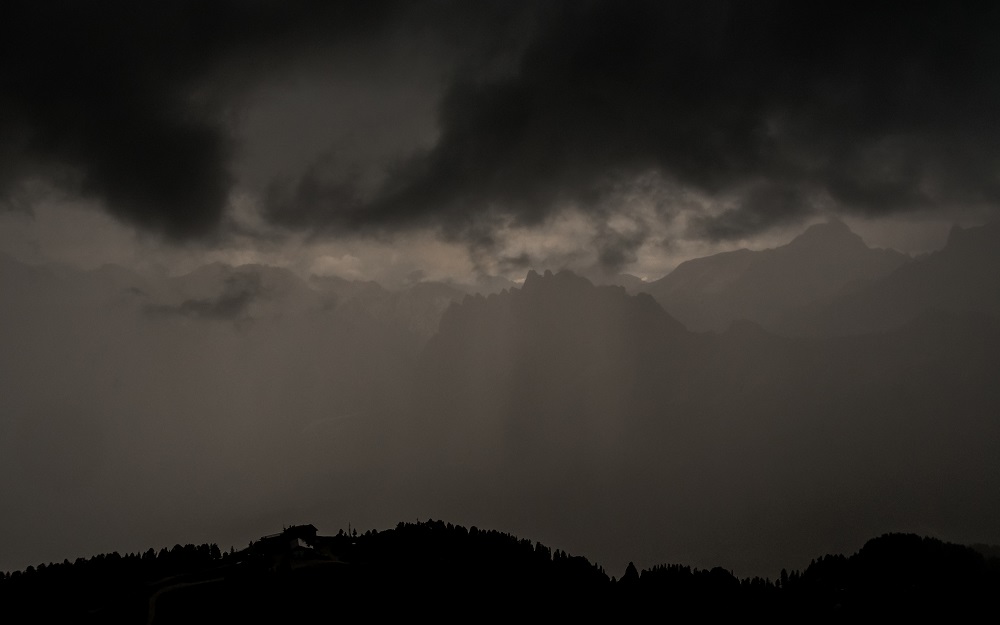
[785,218,867,252]
[515,270,673,322]
[431,268,689,356]
[522,268,595,292]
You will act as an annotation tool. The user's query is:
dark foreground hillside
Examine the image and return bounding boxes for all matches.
[1,521,997,623]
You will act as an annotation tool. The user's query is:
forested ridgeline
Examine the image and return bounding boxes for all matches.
[1,521,997,623]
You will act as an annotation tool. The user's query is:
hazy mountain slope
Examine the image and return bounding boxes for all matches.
[418,269,696,454]
[786,221,1000,336]
[406,270,1000,577]
[3,260,999,579]
[643,220,909,333]
[307,274,470,341]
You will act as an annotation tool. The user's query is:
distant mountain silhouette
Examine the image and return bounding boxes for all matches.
[418,269,697,467]
[642,220,908,333]
[786,220,1000,335]
[408,268,1000,576]
[428,268,690,360]
[581,270,650,293]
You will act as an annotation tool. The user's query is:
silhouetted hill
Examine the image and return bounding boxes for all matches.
[785,533,997,618]
[786,220,1000,335]
[0,520,609,623]
[643,220,908,333]
[2,522,996,622]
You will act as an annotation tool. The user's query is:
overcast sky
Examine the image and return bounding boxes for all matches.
[4,2,1000,579]
[2,0,998,283]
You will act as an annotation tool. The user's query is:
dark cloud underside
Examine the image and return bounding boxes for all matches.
[0,0,418,238]
[3,1,999,243]
[268,1,1000,240]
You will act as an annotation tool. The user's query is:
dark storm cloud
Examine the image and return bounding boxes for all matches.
[691,182,810,241]
[592,224,650,274]
[5,1,1000,243]
[0,0,481,239]
[4,1,234,237]
[273,0,1000,241]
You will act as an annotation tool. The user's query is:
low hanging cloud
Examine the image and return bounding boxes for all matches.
[2,1,244,238]
[4,1,1000,248]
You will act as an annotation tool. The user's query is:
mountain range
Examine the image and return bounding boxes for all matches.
[641,219,909,333]
[407,262,1000,574]
[640,219,1000,337]
[1,220,999,578]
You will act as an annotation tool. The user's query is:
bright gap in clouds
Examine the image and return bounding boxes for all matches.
[0,185,964,288]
